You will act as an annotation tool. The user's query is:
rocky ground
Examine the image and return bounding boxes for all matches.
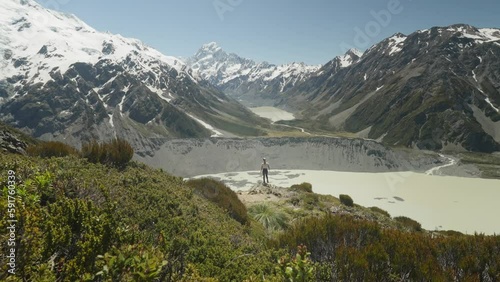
[0,126,28,154]
[237,181,402,231]
[237,182,295,204]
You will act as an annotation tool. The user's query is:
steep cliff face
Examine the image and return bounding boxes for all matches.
[136,137,441,177]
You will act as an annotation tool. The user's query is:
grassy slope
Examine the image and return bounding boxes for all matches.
[240,184,421,234]
[456,151,500,179]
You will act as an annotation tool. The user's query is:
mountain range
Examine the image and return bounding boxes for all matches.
[0,0,268,156]
[186,27,500,153]
[185,42,321,106]
[1,0,500,154]
[281,24,500,152]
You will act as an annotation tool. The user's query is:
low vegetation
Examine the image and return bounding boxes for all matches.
[248,203,289,232]
[290,182,313,193]
[339,194,354,207]
[1,135,500,281]
[272,214,500,281]
[0,153,273,281]
[186,178,249,226]
[275,245,315,282]
[369,206,391,218]
[394,216,423,232]
[81,138,134,168]
[26,141,79,158]
[458,151,500,179]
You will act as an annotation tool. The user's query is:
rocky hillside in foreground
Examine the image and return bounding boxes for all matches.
[186,42,321,106]
[0,0,268,156]
[282,24,500,153]
[135,137,441,177]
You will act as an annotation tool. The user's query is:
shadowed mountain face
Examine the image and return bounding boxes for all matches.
[283,24,500,153]
[0,0,268,156]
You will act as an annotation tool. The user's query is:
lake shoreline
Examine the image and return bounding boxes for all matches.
[193,169,500,235]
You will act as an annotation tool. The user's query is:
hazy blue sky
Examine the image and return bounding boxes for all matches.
[36,0,500,65]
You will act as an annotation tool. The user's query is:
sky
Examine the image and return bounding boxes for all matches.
[36,0,500,65]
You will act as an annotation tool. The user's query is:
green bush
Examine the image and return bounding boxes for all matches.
[276,245,315,282]
[26,141,79,158]
[290,182,313,193]
[394,216,422,232]
[289,197,300,206]
[92,245,167,281]
[81,138,134,168]
[339,194,354,207]
[186,178,249,226]
[370,206,391,218]
[271,213,500,281]
[248,203,289,231]
[301,193,319,210]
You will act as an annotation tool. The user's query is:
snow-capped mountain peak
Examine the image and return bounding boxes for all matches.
[338,48,364,67]
[200,41,222,53]
[346,48,364,58]
[185,42,320,105]
[317,48,364,75]
[0,0,267,155]
[0,0,188,85]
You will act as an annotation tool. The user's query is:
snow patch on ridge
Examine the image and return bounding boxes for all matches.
[186,113,223,137]
[387,34,407,56]
[485,98,500,112]
[459,28,500,43]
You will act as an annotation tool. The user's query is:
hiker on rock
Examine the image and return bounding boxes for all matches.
[261,158,270,184]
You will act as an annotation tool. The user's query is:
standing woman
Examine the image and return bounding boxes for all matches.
[261,158,270,184]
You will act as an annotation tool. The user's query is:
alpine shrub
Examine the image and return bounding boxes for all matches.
[339,194,354,207]
[81,138,134,168]
[186,178,249,225]
[26,141,79,158]
[290,182,313,193]
[394,216,422,232]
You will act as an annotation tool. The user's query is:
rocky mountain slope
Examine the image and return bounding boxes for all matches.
[283,24,500,153]
[185,42,321,106]
[0,0,268,156]
[0,121,34,154]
